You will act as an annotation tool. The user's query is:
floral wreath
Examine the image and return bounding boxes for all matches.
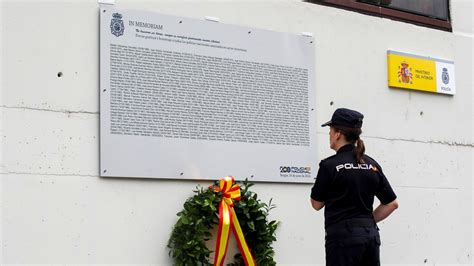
[167,177,279,265]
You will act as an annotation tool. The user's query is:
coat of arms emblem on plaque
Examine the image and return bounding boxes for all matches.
[110,13,125,37]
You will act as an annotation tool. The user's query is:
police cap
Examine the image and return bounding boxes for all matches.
[321,108,364,128]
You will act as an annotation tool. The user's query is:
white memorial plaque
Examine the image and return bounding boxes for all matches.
[100,6,317,183]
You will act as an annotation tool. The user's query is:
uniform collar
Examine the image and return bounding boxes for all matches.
[337,144,355,154]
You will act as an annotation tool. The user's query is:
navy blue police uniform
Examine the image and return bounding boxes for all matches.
[311,108,397,266]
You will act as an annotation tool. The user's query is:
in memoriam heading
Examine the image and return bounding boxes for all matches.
[129,20,163,30]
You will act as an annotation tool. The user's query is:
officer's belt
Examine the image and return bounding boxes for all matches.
[326,218,376,231]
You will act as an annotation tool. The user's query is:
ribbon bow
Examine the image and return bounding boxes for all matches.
[212,176,256,266]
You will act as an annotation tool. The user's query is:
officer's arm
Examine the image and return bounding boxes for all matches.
[310,162,330,211]
[311,199,325,211]
[373,199,399,223]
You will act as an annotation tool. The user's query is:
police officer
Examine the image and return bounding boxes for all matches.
[310,108,399,266]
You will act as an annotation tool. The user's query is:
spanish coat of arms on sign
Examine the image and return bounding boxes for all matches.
[398,61,413,84]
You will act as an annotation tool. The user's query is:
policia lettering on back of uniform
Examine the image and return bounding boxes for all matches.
[310,108,399,266]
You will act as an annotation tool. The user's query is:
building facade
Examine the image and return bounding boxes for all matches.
[2,0,473,264]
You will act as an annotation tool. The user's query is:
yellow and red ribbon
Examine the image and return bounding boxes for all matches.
[212,176,256,266]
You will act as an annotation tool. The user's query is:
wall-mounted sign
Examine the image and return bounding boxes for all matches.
[387,50,455,95]
[99,6,317,183]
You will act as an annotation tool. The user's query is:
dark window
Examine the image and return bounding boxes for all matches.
[309,0,451,31]
[359,0,449,20]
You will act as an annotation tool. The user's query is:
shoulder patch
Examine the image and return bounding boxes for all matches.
[364,154,382,172]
